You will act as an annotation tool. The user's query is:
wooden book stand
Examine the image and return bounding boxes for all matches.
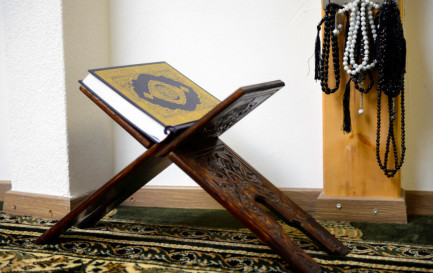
[35,81,350,273]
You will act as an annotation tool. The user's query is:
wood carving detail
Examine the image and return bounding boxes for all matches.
[195,144,294,215]
[184,142,322,272]
[176,140,349,260]
[197,144,270,196]
[37,80,351,273]
[198,97,263,139]
[201,145,347,255]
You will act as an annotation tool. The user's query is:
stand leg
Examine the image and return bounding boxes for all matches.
[35,145,171,245]
[170,139,350,273]
[255,187,350,255]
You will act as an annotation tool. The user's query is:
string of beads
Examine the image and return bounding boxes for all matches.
[339,0,379,76]
[375,0,406,177]
[316,0,406,178]
[316,3,342,94]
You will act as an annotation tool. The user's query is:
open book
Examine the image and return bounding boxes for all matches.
[81,62,220,143]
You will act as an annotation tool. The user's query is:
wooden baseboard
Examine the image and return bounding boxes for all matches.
[406,190,433,216]
[315,191,408,223]
[0,180,12,201]
[3,190,89,220]
[121,186,322,216]
[122,186,223,210]
[2,184,433,220]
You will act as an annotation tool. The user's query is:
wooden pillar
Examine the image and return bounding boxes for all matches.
[316,0,407,223]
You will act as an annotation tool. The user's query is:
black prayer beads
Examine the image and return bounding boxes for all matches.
[316,3,342,94]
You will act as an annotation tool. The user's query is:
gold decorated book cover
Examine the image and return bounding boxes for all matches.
[90,62,220,127]
[81,62,220,142]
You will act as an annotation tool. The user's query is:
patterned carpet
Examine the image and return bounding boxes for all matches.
[0,207,432,272]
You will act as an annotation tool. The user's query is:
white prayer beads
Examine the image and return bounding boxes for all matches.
[337,0,380,76]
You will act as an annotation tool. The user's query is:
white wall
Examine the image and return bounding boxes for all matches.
[109,0,433,191]
[0,0,432,196]
[110,0,324,188]
[3,0,71,196]
[0,2,11,180]
[2,0,114,198]
[62,0,114,197]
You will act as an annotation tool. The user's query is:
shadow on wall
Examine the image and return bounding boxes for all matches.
[403,0,433,190]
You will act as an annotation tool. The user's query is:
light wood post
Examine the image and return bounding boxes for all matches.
[316,0,407,223]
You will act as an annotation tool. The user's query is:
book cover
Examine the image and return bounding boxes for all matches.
[90,62,220,128]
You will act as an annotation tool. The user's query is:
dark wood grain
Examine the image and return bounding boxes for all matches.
[170,139,349,273]
[155,81,285,156]
[35,144,171,244]
[35,80,350,273]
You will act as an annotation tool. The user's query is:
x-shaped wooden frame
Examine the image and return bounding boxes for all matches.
[36,81,349,273]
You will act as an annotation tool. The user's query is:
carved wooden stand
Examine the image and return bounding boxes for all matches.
[35,81,350,273]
